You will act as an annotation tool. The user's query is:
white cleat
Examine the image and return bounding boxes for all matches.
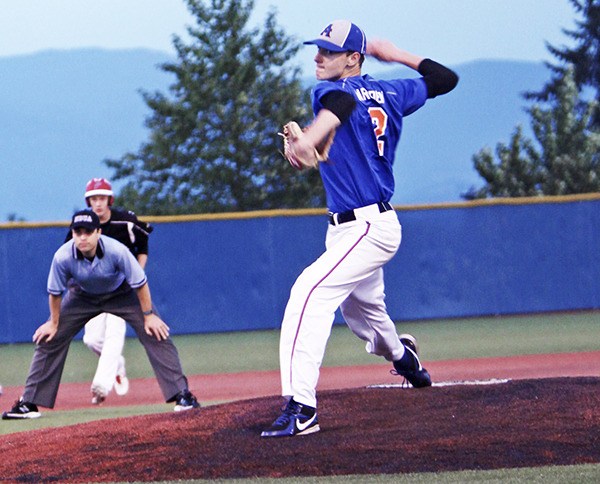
[114,374,130,396]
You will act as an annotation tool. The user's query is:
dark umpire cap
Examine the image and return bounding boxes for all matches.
[304,19,367,54]
[70,209,100,230]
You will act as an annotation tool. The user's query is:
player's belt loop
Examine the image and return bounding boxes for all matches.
[376,201,393,213]
[328,202,394,226]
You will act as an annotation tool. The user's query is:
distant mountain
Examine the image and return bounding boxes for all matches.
[385,60,550,205]
[0,50,550,221]
[0,49,173,221]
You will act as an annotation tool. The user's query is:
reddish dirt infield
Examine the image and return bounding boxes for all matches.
[1,352,599,482]
[2,351,599,410]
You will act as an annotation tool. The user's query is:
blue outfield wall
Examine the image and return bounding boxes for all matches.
[1,195,599,343]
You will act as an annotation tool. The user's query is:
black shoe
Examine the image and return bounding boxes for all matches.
[173,389,200,412]
[393,336,432,388]
[2,398,42,420]
[261,398,320,438]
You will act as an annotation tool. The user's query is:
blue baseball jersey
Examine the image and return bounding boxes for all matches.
[47,235,147,296]
[312,74,428,213]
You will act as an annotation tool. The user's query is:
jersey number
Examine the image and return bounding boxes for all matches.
[368,107,389,156]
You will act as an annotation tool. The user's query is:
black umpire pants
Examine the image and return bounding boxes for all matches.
[22,283,190,409]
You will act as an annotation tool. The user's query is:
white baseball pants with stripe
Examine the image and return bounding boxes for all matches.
[279,208,405,408]
[83,312,127,395]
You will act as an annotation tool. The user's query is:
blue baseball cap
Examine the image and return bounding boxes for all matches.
[304,20,367,54]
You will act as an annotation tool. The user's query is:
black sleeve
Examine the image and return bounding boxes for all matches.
[127,211,153,235]
[418,58,459,98]
[122,210,152,255]
[113,208,153,234]
[104,208,152,256]
[131,224,150,255]
[320,91,357,124]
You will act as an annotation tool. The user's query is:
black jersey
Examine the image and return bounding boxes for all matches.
[65,208,153,257]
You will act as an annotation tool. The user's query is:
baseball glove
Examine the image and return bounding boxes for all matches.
[280,121,334,170]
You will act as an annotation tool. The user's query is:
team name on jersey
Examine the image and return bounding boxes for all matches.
[355,87,385,104]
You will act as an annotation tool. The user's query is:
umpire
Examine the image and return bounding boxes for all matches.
[2,209,200,419]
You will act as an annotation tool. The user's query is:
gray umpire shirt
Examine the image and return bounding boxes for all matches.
[47,235,147,295]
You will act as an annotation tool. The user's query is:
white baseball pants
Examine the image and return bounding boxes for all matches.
[83,312,127,395]
[279,207,405,408]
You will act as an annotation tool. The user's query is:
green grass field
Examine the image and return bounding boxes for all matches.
[168,464,600,483]
[1,311,599,482]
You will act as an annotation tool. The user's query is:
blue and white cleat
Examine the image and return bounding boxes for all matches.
[393,334,432,388]
[261,398,320,438]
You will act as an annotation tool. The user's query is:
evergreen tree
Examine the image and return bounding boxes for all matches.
[526,0,600,124]
[465,126,541,199]
[532,67,600,194]
[465,67,600,198]
[105,0,324,214]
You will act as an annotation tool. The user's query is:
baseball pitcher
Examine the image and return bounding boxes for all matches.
[262,19,458,438]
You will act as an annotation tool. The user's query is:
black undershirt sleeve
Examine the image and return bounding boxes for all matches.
[320,91,357,124]
[418,58,459,98]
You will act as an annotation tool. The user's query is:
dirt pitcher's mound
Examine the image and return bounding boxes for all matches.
[1,377,599,482]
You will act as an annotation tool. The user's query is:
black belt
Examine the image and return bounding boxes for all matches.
[328,202,394,226]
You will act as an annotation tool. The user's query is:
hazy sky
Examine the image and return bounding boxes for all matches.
[0,0,578,70]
